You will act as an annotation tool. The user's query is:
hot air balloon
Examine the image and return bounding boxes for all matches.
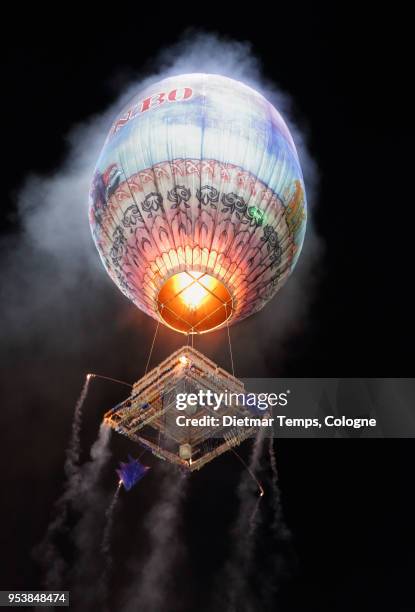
[89,74,306,335]
[91,74,307,471]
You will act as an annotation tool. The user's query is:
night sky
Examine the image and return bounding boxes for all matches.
[1,5,414,612]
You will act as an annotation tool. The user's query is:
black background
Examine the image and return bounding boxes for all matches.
[0,4,414,611]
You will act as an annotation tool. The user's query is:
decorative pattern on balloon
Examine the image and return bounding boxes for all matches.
[90,157,306,329]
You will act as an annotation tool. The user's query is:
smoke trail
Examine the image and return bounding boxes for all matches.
[34,374,93,588]
[35,502,69,589]
[268,438,288,534]
[249,488,264,536]
[101,481,122,560]
[217,430,266,612]
[121,465,188,612]
[220,439,292,612]
[97,481,122,608]
[255,438,293,610]
[68,424,112,607]
[65,374,92,479]
[35,421,111,595]
[269,437,279,481]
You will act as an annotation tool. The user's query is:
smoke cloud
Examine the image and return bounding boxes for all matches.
[1,30,320,606]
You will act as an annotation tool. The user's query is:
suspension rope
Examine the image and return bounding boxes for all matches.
[231,448,264,497]
[143,317,161,446]
[144,317,161,375]
[87,373,132,388]
[226,311,235,377]
[138,448,147,460]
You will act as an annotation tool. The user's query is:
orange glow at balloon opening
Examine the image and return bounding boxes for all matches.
[157,271,234,334]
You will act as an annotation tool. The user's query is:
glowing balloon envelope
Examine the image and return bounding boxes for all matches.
[89,74,307,334]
